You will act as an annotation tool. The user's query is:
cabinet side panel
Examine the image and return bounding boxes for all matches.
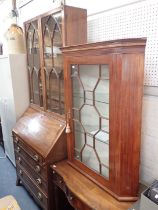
[10,54,29,120]
[63,6,87,46]
[0,56,16,164]
[115,53,144,197]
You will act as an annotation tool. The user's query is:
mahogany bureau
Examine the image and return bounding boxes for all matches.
[12,107,67,210]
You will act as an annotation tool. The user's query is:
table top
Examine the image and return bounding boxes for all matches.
[51,160,136,210]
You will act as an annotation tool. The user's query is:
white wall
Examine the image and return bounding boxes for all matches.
[140,95,158,185]
[66,0,146,14]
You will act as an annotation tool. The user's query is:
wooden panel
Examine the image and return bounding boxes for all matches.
[63,38,146,201]
[114,53,145,197]
[52,169,91,210]
[51,161,134,210]
[15,150,47,180]
[15,153,48,194]
[13,135,44,165]
[13,105,67,209]
[62,38,146,54]
[24,5,87,111]
[12,107,66,158]
[17,165,48,210]
[62,5,87,46]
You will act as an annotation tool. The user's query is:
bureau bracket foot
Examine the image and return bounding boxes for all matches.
[16,178,21,186]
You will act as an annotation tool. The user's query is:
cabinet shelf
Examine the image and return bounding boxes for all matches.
[74,129,109,145]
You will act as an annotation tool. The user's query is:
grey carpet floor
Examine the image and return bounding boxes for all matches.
[0,146,41,210]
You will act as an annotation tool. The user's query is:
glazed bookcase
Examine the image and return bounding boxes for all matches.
[24,5,87,116]
[62,38,146,201]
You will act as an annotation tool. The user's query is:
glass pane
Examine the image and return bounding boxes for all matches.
[74,120,85,133]
[101,65,109,79]
[85,91,93,105]
[73,109,80,120]
[32,69,40,105]
[95,80,109,103]
[72,64,110,179]
[26,24,33,55]
[80,105,99,134]
[95,101,109,118]
[82,145,100,173]
[32,21,39,50]
[53,13,62,31]
[95,131,109,144]
[101,118,109,133]
[95,139,109,167]
[86,134,94,147]
[101,165,109,178]
[44,28,52,68]
[33,30,40,69]
[79,65,99,91]
[74,121,85,160]
[42,12,64,114]
[71,65,84,109]
[26,20,42,106]
[74,130,85,153]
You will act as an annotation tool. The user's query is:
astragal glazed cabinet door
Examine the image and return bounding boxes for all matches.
[25,5,87,115]
[71,63,110,180]
[63,39,146,201]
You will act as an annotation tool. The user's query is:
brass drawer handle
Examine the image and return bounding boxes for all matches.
[18,157,22,163]
[14,137,19,144]
[17,147,20,153]
[37,192,42,200]
[69,196,73,201]
[59,180,63,184]
[66,190,74,202]
[33,154,39,162]
[19,169,23,175]
[35,165,41,173]
[36,178,42,185]
[68,195,73,201]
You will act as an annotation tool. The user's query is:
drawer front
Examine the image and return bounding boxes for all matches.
[67,191,91,210]
[17,165,48,210]
[15,154,48,194]
[13,134,43,165]
[14,145,47,180]
[52,170,67,194]
[52,170,91,210]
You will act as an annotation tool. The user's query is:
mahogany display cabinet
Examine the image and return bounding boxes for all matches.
[62,38,146,201]
[24,5,87,114]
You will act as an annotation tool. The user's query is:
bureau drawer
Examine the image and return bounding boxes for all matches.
[66,191,91,210]
[15,154,48,194]
[52,170,91,210]
[13,134,43,165]
[14,147,47,180]
[52,170,67,194]
[17,165,48,210]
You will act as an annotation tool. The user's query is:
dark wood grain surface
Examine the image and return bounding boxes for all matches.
[63,38,146,201]
[13,106,67,210]
[51,160,134,210]
[13,107,66,158]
